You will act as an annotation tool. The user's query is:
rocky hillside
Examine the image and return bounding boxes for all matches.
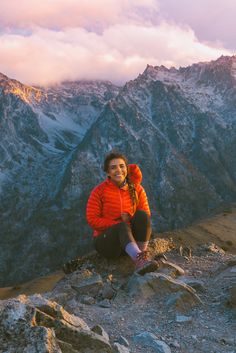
[0,235,235,353]
[0,75,119,286]
[1,56,236,286]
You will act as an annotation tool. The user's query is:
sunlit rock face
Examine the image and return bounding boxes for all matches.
[1,55,236,285]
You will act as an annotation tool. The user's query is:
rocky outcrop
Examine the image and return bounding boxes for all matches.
[212,258,236,309]
[0,295,113,353]
[125,272,200,309]
[0,241,236,353]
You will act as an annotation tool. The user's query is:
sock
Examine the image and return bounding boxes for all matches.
[125,242,141,261]
[137,241,149,252]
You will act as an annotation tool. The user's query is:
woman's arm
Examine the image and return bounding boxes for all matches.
[136,186,151,216]
[86,186,121,231]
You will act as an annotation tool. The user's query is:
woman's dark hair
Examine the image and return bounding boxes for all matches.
[103,152,128,172]
[103,151,138,208]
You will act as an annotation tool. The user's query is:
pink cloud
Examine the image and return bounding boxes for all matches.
[159,0,236,50]
[0,0,159,30]
[0,1,234,85]
[0,21,231,86]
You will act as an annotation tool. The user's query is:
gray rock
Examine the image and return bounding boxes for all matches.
[166,291,200,312]
[200,243,225,254]
[116,336,130,347]
[227,285,236,308]
[92,324,110,341]
[0,299,61,353]
[170,340,180,348]
[156,258,185,277]
[0,295,112,353]
[213,261,236,308]
[175,314,192,323]
[125,273,155,300]
[178,276,206,292]
[57,339,79,353]
[81,295,96,305]
[98,299,111,308]
[55,326,112,352]
[71,271,104,297]
[113,342,130,353]
[27,294,89,330]
[126,272,201,309]
[102,283,116,299]
[133,332,171,353]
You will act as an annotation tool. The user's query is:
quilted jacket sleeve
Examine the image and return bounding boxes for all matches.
[136,186,151,216]
[86,185,120,231]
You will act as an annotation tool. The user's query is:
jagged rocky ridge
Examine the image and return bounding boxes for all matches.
[1,55,236,285]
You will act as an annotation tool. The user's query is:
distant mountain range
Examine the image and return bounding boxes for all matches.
[1,55,236,285]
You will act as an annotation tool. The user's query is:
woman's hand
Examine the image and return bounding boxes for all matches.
[121,212,131,223]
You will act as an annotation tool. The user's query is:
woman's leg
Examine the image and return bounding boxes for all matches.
[94,222,138,259]
[131,210,152,251]
[94,213,157,275]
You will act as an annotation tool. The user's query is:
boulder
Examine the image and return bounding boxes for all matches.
[0,295,112,353]
[133,332,171,353]
[71,270,103,297]
[125,272,201,307]
[27,294,89,330]
[113,342,130,353]
[0,299,61,353]
[178,277,206,292]
[92,324,110,341]
[115,336,130,347]
[166,291,200,313]
[212,261,236,308]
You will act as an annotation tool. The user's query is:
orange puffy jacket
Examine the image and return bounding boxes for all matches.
[86,164,151,237]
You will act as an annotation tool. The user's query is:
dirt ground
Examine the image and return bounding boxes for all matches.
[159,207,236,255]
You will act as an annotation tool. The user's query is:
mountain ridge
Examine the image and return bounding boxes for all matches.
[0,55,236,285]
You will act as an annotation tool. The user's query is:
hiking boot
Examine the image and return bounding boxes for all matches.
[135,251,159,275]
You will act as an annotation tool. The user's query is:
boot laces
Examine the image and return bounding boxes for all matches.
[136,250,149,262]
[136,251,149,265]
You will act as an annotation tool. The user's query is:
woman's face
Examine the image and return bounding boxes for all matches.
[107,158,128,186]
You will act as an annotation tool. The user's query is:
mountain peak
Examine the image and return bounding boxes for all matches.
[143,63,169,75]
[0,72,10,82]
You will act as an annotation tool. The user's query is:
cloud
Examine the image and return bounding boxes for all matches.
[158,0,236,50]
[0,21,231,86]
[0,0,159,30]
[0,0,232,86]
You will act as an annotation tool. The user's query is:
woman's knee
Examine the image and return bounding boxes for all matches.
[118,221,131,232]
[131,210,152,237]
[133,210,150,222]
[94,236,122,258]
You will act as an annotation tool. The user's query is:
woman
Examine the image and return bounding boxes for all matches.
[86,151,158,275]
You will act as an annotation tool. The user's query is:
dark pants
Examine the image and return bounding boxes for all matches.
[93,210,151,259]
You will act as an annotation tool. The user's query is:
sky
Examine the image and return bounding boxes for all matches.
[0,0,235,86]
